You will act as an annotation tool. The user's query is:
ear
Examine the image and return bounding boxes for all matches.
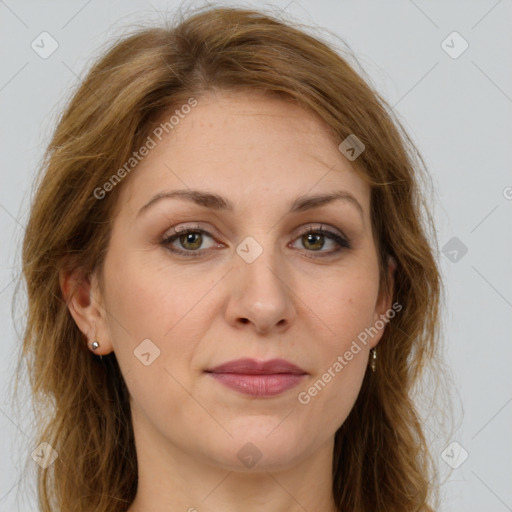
[59,267,114,355]
[370,254,398,348]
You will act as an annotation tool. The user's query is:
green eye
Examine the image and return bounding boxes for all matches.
[162,225,351,258]
[291,227,351,255]
[302,233,325,251]
[179,232,203,250]
[162,228,217,255]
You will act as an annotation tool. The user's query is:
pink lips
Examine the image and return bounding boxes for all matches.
[205,358,307,397]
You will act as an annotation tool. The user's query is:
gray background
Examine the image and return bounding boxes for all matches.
[1,0,511,510]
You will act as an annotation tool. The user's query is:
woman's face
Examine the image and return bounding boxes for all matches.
[84,90,393,472]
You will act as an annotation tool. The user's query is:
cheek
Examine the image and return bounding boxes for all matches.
[100,250,189,368]
[101,254,216,428]
[297,269,378,419]
[104,248,210,335]
[102,246,228,386]
[316,267,380,348]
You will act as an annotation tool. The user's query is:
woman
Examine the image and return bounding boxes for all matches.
[20,5,442,511]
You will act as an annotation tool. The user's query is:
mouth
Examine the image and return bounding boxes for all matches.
[205,358,308,397]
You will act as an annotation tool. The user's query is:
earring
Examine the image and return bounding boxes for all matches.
[370,348,377,372]
[91,341,100,351]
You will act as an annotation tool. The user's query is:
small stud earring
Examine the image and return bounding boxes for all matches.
[91,341,100,351]
[370,348,377,372]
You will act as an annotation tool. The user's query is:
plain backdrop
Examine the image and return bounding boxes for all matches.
[1,1,511,511]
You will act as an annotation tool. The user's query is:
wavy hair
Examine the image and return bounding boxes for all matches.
[19,5,443,511]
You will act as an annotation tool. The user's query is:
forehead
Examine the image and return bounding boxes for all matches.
[116,89,370,217]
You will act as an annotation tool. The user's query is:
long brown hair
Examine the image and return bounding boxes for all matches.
[19,5,443,511]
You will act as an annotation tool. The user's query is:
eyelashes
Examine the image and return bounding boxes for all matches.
[294,226,351,254]
[161,224,351,258]
[162,227,218,256]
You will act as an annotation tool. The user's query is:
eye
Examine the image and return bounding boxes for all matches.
[290,226,351,256]
[161,227,218,255]
[161,224,351,258]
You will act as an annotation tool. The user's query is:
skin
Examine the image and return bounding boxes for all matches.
[62,89,395,512]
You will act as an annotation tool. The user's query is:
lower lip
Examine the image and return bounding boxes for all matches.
[207,373,306,397]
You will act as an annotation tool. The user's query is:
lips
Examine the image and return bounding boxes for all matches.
[205,358,307,397]
[207,358,307,375]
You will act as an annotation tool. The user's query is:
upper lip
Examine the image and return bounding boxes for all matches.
[206,358,307,375]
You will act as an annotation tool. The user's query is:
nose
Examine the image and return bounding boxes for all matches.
[224,246,296,335]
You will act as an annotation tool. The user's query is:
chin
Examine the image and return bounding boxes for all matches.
[200,421,310,472]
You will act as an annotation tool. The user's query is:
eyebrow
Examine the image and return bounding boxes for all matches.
[137,189,364,220]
